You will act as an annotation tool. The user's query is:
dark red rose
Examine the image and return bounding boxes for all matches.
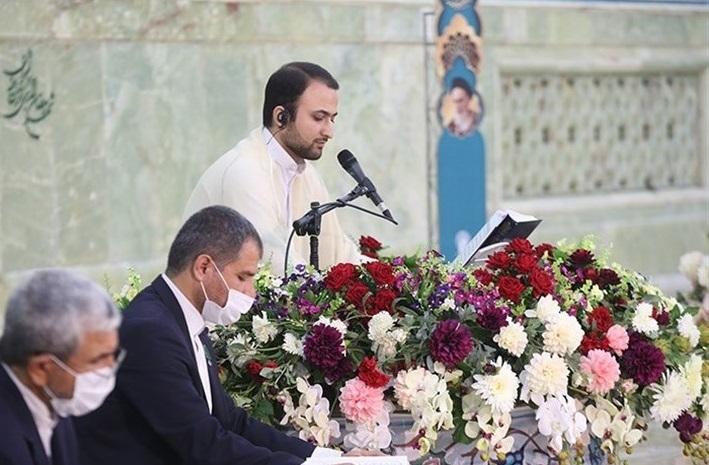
[473,269,493,286]
[487,251,512,270]
[365,261,395,286]
[530,268,554,297]
[597,268,620,288]
[580,333,610,355]
[371,289,397,315]
[357,356,390,388]
[345,281,370,307]
[652,307,670,326]
[359,235,383,258]
[583,267,599,284]
[498,276,525,303]
[246,360,263,378]
[568,249,595,268]
[507,238,534,255]
[515,254,538,274]
[535,243,555,259]
[324,263,358,291]
[588,306,614,332]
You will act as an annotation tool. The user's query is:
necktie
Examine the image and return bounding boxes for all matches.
[198,328,214,368]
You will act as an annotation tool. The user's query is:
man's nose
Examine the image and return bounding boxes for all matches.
[322,120,334,139]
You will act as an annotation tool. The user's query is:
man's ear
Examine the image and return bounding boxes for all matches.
[25,354,54,387]
[192,254,212,282]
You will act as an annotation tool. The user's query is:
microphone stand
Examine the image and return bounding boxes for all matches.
[287,184,395,275]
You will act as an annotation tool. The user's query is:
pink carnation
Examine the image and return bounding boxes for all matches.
[339,378,385,424]
[607,324,629,355]
[580,349,620,394]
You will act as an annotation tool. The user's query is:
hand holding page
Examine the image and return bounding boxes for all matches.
[454,209,541,266]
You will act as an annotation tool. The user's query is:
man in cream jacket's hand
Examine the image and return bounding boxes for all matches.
[184,62,363,271]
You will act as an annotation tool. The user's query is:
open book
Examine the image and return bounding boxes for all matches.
[454,209,541,266]
[303,457,410,465]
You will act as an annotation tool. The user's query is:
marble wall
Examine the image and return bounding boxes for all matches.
[0,0,707,303]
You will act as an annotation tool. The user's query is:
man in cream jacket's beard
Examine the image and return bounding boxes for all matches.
[184,62,363,271]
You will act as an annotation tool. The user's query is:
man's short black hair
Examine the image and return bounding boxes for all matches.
[262,62,339,128]
[166,206,263,275]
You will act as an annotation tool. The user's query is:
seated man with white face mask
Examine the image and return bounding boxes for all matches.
[0,269,122,465]
[74,205,343,465]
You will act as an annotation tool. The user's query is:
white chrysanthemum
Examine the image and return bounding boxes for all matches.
[526,294,560,323]
[472,358,519,414]
[698,257,709,288]
[368,312,395,342]
[682,354,703,400]
[632,302,658,335]
[252,312,278,343]
[542,313,584,355]
[650,372,693,423]
[677,314,700,348]
[521,352,569,403]
[282,332,304,356]
[493,319,528,357]
[317,316,348,337]
[679,251,705,283]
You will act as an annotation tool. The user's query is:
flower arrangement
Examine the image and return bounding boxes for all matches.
[197,238,707,464]
[677,250,709,324]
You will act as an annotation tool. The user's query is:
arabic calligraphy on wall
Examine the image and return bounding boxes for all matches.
[4,50,54,140]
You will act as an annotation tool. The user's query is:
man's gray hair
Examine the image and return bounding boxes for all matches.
[0,269,121,365]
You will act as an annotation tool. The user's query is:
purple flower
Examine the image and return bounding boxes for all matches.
[303,324,344,370]
[674,412,703,443]
[620,333,665,386]
[324,357,353,382]
[428,284,452,309]
[477,304,509,332]
[297,298,322,316]
[429,319,474,368]
[391,256,405,266]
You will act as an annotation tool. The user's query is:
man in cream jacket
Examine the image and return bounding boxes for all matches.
[184,62,362,271]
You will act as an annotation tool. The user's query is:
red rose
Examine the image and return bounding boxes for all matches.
[583,267,599,284]
[345,281,370,307]
[515,253,537,274]
[588,306,613,332]
[535,243,555,259]
[530,268,554,297]
[498,276,525,303]
[357,356,390,388]
[473,269,493,286]
[507,238,534,255]
[371,289,397,315]
[364,261,395,287]
[246,360,263,378]
[487,251,512,270]
[359,236,383,258]
[324,263,358,291]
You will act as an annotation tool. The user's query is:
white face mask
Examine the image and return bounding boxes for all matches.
[44,351,123,417]
[201,260,255,326]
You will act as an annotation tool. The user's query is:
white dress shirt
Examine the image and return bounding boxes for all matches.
[2,363,58,457]
[162,273,213,413]
[262,127,306,226]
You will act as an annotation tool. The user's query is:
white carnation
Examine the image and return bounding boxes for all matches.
[282,332,304,356]
[677,314,700,348]
[682,354,704,400]
[679,251,705,283]
[528,294,561,323]
[317,316,348,337]
[368,312,395,342]
[632,302,658,335]
[542,313,584,355]
[650,372,693,423]
[494,319,528,357]
[252,312,278,343]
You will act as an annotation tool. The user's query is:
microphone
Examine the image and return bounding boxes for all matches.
[337,149,395,221]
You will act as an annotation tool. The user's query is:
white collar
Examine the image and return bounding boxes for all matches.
[2,363,57,456]
[262,127,306,177]
[162,273,205,339]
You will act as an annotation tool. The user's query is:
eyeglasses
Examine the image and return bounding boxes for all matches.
[49,347,127,380]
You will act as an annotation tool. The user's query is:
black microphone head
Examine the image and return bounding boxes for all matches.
[337,149,356,170]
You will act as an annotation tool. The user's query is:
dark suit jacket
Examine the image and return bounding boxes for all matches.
[0,366,79,465]
[74,276,315,465]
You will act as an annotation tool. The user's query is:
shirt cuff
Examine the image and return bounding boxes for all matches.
[311,447,342,458]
